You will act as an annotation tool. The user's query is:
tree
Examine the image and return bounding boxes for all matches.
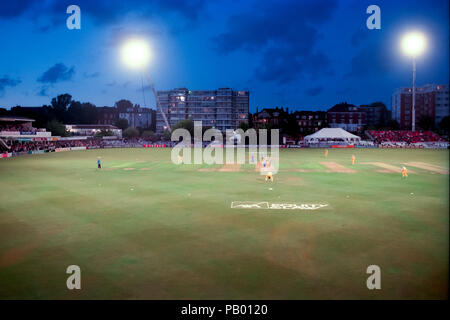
[115,118,128,130]
[80,102,97,124]
[67,101,82,123]
[114,99,133,112]
[239,121,249,131]
[67,101,98,124]
[282,116,300,137]
[9,105,52,129]
[51,94,72,122]
[418,115,435,131]
[51,93,72,111]
[247,113,253,128]
[46,119,68,136]
[123,127,139,138]
[142,130,157,141]
[162,130,172,141]
[171,119,194,137]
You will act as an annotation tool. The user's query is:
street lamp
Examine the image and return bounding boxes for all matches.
[401,32,426,131]
[120,38,171,131]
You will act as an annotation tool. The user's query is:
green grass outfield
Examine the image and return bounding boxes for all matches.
[0,148,448,299]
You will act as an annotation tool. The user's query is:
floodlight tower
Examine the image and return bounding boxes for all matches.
[121,38,171,131]
[401,32,426,132]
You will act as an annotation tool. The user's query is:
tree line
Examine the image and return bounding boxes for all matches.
[1,94,448,139]
[0,94,156,138]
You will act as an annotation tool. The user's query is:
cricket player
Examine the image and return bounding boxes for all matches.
[324,149,328,157]
[97,157,101,169]
[401,166,408,178]
[265,171,274,182]
[178,155,183,164]
[351,154,355,165]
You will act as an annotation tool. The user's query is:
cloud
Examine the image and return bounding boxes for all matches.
[350,23,373,48]
[0,0,36,19]
[0,75,21,95]
[305,86,323,96]
[38,86,50,96]
[83,72,100,79]
[37,63,75,84]
[345,42,393,78]
[213,0,337,84]
[0,0,207,28]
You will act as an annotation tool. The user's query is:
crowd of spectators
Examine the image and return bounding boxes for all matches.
[0,124,38,133]
[368,130,446,144]
[2,139,105,153]
[3,129,446,154]
[1,138,171,154]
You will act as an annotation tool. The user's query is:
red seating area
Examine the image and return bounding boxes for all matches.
[368,130,445,144]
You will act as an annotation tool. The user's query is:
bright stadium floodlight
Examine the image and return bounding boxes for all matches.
[401,31,427,132]
[121,38,151,70]
[120,38,171,131]
[401,32,426,57]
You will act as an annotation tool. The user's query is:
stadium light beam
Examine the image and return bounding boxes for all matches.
[401,32,426,132]
[120,38,171,131]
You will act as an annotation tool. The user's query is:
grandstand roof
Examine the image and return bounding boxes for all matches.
[327,103,361,113]
[304,128,361,141]
[65,124,118,129]
[0,116,35,122]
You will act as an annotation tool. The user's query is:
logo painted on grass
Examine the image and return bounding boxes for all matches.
[231,201,328,210]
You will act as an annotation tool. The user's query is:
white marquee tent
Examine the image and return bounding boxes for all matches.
[304,128,361,144]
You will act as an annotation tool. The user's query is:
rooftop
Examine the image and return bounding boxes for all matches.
[0,116,35,122]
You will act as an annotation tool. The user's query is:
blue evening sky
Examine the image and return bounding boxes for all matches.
[0,0,448,112]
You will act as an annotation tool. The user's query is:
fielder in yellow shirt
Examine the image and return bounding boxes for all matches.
[324,149,328,157]
[351,155,355,165]
[401,166,408,178]
[265,171,274,182]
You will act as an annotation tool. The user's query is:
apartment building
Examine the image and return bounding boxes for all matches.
[327,103,366,132]
[155,88,249,133]
[391,84,449,129]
